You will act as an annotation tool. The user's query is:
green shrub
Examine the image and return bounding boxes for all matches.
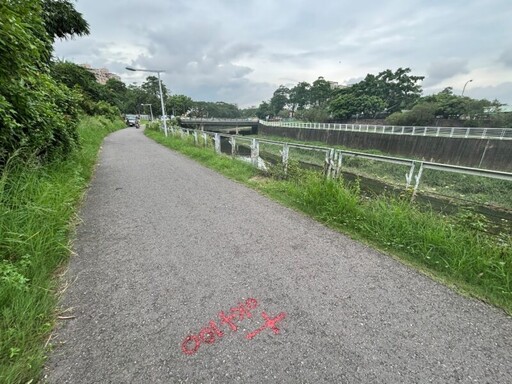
[0,116,124,383]
[0,2,83,169]
[385,102,438,126]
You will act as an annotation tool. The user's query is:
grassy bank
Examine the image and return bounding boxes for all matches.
[146,128,512,314]
[0,116,124,383]
[252,133,512,209]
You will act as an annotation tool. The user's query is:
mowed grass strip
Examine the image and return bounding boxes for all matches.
[0,116,124,384]
[146,128,512,315]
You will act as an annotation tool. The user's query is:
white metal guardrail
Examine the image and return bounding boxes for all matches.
[171,126,512,197]
[180,117,259,123]
[260,121,512,140]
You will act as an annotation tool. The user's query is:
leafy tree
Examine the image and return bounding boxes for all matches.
[50,61,106,101]
[310,77,334,107]
[0,1,50,74]
[240,107,258,118]
[50,61,124,117]
[214,102,242,118]
[421,87,463,118]
[289,81,311,113]
[167,94,193,116]
[329,94,386,120]
[349,68,424,113]
[386,102,438,126]
[188,101,241,118]
[269,86,289,116]
[105,78,128,111]
[124,85,149,115]
[42,0,89,41]
[141,76,168,115]
[256,101,271,119]
[87,100,120,120]
[141,76,168,99]
[0,0,82,166]
[295,106,331,122]
[419,87,493,120]
[464,97,493,118]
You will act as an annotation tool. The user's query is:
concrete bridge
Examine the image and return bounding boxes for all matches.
[179,117,259,134]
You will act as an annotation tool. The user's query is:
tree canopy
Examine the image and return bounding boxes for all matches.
[329,94,386,120]
[42,0,89,41]
[167,95,193,117]
[0,1,78,166]
[339,67,424,113]
[256,68,428,122]
[0,0,114,168]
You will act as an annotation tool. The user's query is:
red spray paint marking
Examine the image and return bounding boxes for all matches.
[181,335,200,355]
[181,298,286,356]
[246,311,286,340]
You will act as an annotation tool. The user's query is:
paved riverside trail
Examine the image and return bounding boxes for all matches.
[45,127,511,383]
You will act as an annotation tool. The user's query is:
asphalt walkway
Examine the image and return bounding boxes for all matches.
[45,127,512,383]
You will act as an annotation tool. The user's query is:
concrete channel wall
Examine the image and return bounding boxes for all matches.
[258,124,512,172]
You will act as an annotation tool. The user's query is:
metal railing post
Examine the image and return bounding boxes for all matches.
[214,133,221,154]
[229,136,236,156]
[335,152,343,179]
[251,138,259,168]
[405,162,415,189]
[281,143,289,175]
[413,162,424,198]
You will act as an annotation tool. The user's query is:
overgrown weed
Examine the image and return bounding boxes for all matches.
[0,116,124,383]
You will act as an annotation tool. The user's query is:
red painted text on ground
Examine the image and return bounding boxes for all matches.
[181,298,286,355]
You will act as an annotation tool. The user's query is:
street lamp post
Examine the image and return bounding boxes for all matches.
[462,79,473,96]
[126,66,168,136]
[141,103,154,122]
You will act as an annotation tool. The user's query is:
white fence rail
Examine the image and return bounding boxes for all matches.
[260,121,512,140]
[171,126,512,199]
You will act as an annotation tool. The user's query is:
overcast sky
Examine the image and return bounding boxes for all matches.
[54,0,512,107]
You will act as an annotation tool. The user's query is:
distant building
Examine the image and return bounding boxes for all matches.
[81,64,120,84]
[328,81,347,90]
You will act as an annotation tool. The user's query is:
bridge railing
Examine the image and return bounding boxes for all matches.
[260,121,512,140]
[170,126,512,209]
[180,117,259,123]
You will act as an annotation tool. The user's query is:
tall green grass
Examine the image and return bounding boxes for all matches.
[254,133,512,208]
[146,129,258,182]
[147,129,512,314]
[0,116,124,383]
[265,173,511,310]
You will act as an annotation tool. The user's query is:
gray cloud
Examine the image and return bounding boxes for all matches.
[54,0,512,106]
[499,47,512,68]
[425,59,470,87]
[463,82,512,103]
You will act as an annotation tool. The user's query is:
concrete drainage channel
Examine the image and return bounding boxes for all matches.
[171,126,512,236]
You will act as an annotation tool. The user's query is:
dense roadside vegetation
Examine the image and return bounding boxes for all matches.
[0,2,127,382]
[146,127,512,315]
[0,117,124,383]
